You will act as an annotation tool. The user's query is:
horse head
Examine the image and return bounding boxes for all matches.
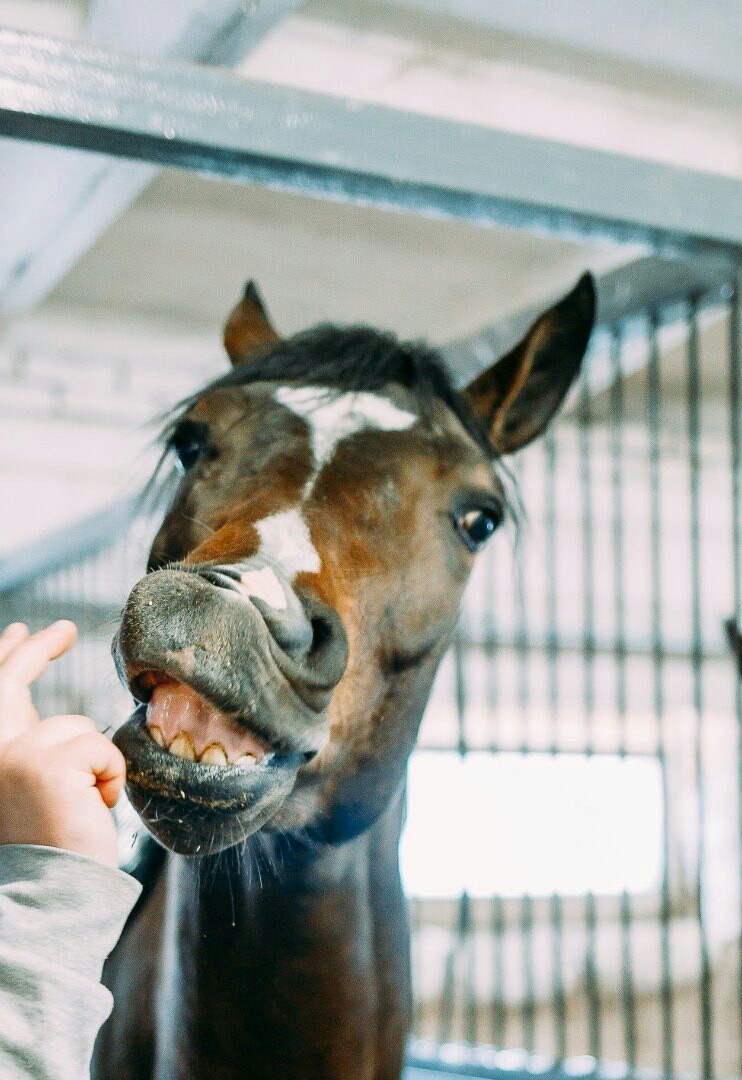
[113,275,595,855]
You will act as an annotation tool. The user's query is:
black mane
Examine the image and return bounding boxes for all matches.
[165,324,494,458]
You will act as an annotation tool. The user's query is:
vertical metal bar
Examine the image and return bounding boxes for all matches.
[727,277,742,1080]
[456,615,478,1048]
[438,906,457,1044]
[687,297,714,1079]
[647,309,676,1080]
[439,622,472,1043]
[483,544,507,1048]
[491,884,507,1049]
[439,888,472,1045]
[579,371,601,1062]
[520,891,535,1054]
[513,458,535,1054]
[453,625,467,759]
[609,325,637,1069]
[544,426,567,1061]
[463,897,478,1048]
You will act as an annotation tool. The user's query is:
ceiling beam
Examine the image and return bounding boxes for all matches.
[0,1,301,314]
[0,30,740,273]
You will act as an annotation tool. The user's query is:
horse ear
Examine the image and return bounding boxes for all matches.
[224,280,281,366]
[463,272,596,455]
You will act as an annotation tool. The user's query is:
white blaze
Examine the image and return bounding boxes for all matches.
[254,388,416,580]
[275,386,416,482]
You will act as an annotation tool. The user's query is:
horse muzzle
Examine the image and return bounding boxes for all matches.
[112,564,348,854]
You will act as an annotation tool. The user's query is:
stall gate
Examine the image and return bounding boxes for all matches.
[1,286,740,1080]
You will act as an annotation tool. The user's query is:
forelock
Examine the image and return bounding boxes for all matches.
[164,325,495,459]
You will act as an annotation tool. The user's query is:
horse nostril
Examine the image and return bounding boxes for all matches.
[301,601,348,689]
[193,563,348,689]
[310,617,332,654]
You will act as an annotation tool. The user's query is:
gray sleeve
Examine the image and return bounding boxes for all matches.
[0,844,142,1080]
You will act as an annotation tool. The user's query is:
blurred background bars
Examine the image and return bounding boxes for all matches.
[2,283,741,1079]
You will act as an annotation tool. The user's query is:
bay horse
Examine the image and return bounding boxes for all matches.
[95,274,595,1080]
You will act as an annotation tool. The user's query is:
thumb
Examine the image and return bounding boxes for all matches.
[55,732,127,809]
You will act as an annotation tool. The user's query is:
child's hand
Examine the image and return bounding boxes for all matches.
[0,621,126,868]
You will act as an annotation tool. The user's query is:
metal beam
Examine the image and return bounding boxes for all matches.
[0,496,139,594]
[0,1,301,314]
[0,30,741,267]
[385,0,742,91]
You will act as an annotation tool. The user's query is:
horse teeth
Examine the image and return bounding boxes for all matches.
[200,743,228,766]
[169,732,196,761]
[235,753,258,767]
[149,725,165,747]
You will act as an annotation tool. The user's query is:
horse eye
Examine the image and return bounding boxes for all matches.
[170,421,208,474]
[454,506,503,552]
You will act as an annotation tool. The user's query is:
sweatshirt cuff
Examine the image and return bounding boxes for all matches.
[0,845,142,980]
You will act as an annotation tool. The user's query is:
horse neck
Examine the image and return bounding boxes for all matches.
[155,787,411,1080]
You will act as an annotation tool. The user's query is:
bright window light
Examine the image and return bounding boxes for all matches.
[401,751,663,898]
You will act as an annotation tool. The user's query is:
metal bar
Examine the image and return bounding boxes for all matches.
[646,310,675,1080]
[438,625,470,1043]
[513,457,535,1054]
[0,495,139,594]
[454,634,734,664]
[0,595,122,629]
[1,31,742,261]
[453,625,467,758]
[609,325,637,1070]
[729,277,742,1080]
[543,429,567,1062]
[578,373,601,1062]
[686,299,714,1079]
[481,548,506,1049]
[0,1,302,313]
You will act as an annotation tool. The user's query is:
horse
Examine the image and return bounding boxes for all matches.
[94,274,595,1080]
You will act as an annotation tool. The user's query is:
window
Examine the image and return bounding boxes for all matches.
[401,751,663,898]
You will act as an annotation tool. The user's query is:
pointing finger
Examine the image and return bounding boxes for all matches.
[0,621,78,685]
[0,624,29,665]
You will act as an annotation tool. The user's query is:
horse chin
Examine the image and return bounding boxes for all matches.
[113,705,301,856]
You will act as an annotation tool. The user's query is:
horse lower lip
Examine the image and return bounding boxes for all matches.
[113,707,301,850]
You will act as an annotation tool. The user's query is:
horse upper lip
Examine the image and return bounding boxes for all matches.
[129,668,281,755]
[114,568,334,757]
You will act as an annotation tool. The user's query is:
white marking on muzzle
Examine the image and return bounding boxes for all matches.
[238,565,288,610]
[256,510,321,578]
